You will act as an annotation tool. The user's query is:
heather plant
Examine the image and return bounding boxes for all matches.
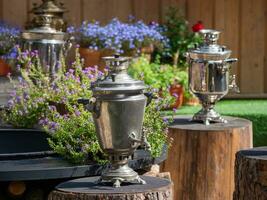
[2,48,172,164]
[70,18,168,55]
[41,104,104,164]
[143,94,173,157]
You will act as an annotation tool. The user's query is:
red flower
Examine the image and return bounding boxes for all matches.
[192,21,204,32]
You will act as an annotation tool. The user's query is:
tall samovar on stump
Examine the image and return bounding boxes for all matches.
[186,29,239,125]
[79,55,150,187]
[21,0,71,76]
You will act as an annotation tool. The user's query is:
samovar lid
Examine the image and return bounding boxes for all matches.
[93,55,146,95]
[188,29,232,60]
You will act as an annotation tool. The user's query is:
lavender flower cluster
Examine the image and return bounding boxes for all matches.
[0,21,20,57]
[68,18,168,54]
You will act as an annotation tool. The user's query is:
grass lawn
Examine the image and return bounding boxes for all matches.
[164,100,267,146]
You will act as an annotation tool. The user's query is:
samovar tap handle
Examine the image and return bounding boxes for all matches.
[144,92,157,106]
[229,75,240,93]
[225,58,238,64]
[78,97,100,116]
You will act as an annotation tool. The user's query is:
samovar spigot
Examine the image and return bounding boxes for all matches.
[229,75,240,93]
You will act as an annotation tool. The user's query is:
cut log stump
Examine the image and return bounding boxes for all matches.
[234,147,267,200]
[161,115,253,200]
[48,176,173,200]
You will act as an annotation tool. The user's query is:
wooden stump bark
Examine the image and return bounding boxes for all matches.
[48,176,173,200]
[161,115,253,200]
[233,147,267,200]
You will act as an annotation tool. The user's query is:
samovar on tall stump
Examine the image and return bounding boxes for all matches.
[186,29,239,125]
[79,55,151,187]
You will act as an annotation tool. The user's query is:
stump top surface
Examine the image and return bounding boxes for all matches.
[169,115,251,131]
[55,176,171,194]
[238,147,267,160]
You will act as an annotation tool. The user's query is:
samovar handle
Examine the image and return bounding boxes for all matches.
[63,36,75,56]
[144,92,157,106]
[78,97,100,116]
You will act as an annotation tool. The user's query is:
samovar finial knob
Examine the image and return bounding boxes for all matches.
[103,54,131,74]
[200,29,220,45]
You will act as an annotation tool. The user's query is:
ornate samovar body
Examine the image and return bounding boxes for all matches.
[80,55,149,187]
[21,0,71,76]
[186,29,239,125]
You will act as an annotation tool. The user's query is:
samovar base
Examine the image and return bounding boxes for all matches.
[192,106,227,125]
[97,163,146,187]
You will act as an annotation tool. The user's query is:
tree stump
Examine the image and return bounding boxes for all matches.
[233,147,267,200]
[161,115,252,200]
[48,176,173,200]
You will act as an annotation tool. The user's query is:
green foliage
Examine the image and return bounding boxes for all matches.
[44,104,105,164]
[160,6,202,67]
[128,56,193,100]
[144,99,171,157]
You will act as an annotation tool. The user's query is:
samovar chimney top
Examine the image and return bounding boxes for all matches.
[200,29,220,45]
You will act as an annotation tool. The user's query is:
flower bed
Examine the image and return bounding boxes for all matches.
[68,18,168,68]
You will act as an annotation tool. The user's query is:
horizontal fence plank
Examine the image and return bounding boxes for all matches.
[2,0,27,27]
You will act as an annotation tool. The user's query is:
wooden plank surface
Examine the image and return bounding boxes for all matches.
[239,0,265,93]
[62,0,82,26]
[214,0,240,85]
[82,0,108,23]
[133,0,160,22]
[2,0,27,27]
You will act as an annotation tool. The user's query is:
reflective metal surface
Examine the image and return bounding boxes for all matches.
[80,55,148,187]
[187,29,239,125]
[21,1,71,76]
[27,0,67,31]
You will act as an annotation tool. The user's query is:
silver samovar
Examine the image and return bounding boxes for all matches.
[186,29,239,125]
[79,55,149,187]
[21,0,71,76]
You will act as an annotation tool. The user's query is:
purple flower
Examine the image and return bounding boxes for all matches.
[15,96,22,103]
[75,110,81,116]
[49,121,58,130]
[7,99,14,107]
[163,117,169,124]
[10,90,16,97]
[68,68,74,74]
[18,76,23,83]
[49,105,56,111]
[172,93,179,98]
[23,92,30,100]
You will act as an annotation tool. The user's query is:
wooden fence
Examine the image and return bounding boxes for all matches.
[0,0,267,96]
